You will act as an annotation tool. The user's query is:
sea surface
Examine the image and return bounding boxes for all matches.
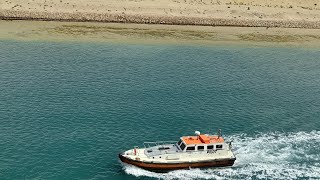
[0,40,319,180]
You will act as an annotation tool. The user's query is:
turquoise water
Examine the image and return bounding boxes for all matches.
[0,40,319,179]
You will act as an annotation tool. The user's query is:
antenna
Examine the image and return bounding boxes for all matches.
[218,129,221,138]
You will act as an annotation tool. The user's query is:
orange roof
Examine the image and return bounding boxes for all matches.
[182,135,224,145]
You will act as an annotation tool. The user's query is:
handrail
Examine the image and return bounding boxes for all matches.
[143,141,177,148]
[141,141,233,150]
[143,148,230,157]
[144,141,177,144]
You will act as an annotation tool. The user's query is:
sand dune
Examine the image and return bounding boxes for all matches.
[1,0,320,28]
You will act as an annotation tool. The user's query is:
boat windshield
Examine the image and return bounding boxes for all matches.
[177,139,182,146]
[179,142,186,151]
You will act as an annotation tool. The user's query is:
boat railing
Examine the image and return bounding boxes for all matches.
[143,141,177,148]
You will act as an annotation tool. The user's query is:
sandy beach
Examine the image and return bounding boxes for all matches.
[1,0,320,47]
[1,0,320,28]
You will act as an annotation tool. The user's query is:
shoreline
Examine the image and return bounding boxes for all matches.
[1,20,320,48]
[1,10,320,29]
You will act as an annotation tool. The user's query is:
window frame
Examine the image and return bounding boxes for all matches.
[177,139,182,146]
[197,146,204,151]
[207,145,214,150]
[180,142,186,151]
[186,146,195,151]
[216,144,223,150]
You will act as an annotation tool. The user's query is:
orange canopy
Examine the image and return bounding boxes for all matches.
[182,134,224,145]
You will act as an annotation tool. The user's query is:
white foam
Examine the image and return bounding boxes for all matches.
[122,131,320,179]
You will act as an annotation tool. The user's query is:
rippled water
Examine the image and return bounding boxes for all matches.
[125,131,320,179]
[0,40,319,179]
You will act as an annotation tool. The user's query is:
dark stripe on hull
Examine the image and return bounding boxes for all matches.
[119,154,236,172]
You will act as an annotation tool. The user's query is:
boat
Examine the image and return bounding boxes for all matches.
[119,130,236,171]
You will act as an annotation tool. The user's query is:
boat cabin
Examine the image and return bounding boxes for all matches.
[177,134,225,152]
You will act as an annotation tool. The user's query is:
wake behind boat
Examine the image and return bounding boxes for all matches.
[119,130,236,171]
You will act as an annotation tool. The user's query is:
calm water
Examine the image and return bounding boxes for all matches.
[0,40,319,179]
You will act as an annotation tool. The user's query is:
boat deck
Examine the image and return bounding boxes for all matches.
[144,144,180,157]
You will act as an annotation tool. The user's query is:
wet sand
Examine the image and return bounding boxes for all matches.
[1,20,320,48]
[1,0,320,47]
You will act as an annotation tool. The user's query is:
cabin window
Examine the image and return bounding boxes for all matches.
[197,146,204,151]
[180,142,186,150]
[216,145,223,149]
[186,146,195,151]
[207,145,214,150]
[177,139,182,146]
